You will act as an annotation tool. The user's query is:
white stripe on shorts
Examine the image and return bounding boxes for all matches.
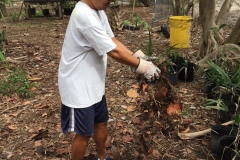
[69,108,75,131]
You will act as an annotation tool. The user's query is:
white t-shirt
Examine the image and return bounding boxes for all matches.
[58,2,116,108]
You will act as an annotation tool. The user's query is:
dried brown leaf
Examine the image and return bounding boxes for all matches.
[132,117,141,124]
[126,89,138,98]
[117,121,123,127]
[8,125,17,130]
[152,149,161,158]
[122,135,132,143]
[34,140,42,147]
[127,105,136,112]
[132,84,140,89]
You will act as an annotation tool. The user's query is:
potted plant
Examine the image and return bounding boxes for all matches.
[210,124,238,156]
[62,0,76,15]
[164,59,178,85]
[122,14,146,30]
[178,59,195,82]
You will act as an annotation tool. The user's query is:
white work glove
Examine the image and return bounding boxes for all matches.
[134,58,161,82]
[132,50,148,60]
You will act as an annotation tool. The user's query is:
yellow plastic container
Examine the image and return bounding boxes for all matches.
[169,16,192,48]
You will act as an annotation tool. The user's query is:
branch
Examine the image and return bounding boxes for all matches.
[178,120,234,139]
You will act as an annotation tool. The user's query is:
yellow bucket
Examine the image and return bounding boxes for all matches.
[169,16,192,48]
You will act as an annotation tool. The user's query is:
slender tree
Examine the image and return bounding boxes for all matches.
[0,0,7,18]
[196,0,240,68]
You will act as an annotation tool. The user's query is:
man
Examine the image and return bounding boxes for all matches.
[58,0,161,159]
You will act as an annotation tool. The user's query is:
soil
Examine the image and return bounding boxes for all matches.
[0,1,239,160]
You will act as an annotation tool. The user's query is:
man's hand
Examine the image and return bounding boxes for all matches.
[132,50,148,60]
[134,58,161,82]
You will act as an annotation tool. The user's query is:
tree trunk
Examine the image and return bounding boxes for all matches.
[198,0,216,59]
[225,17,240,45]
[215,0,234,25]
[196,0,240,68]
[0,0,7,18]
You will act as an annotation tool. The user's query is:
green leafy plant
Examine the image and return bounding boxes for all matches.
[142,22,153,57]
[204,97,228,111]
[207,61,240,98]
[0,0,14,20]
[0,68,34,97]
[133,13,145,28]
[0,50,6,62]
[164,59,176,73]
[35,11,44,17]
[9,12,18,21]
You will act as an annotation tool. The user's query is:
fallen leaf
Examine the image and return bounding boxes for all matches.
[35,56,41,61]
[132,84,140,89]
[167,103,182,116]
[8,125,17,130]
[42,113,47,117]
[142,83,148,92]
[179,126,190,133]
[154,86,168,102]
[122,135,132,142]
[23,101,31,105]
[152,149,161,158]
[126,89,138,98]
[202,138,209,146]
[127,105,136,112]
[125,98,132,103]
[117,121,123,127]
[148,147,154,155]
[109,98,115,101]
[34,140,42,147]
[121,105,127,109]
[132,117,141,124]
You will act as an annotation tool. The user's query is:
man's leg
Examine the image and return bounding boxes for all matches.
[93,122,108,160]
[72,134,91,160]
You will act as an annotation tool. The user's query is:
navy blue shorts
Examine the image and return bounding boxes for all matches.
[61,95,109,136]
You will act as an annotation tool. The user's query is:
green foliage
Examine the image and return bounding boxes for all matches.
[9,12,18,21]
[35,11,44,17]
[133,13,145,28]
[140,21,153,57]
[0,50,6,62]
[62,0,76,9]
[204,98,228,111]
[0,0,13,20]
[0,68,34,97]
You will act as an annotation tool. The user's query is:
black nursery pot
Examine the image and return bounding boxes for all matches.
[123,25,140,30]
[30,8,36,16]
[219,135,238,160]
[231,151,240,160]
[54,9,59,16]
[204,80,216,99]
[166,72,178,85]
[210,125,237,156]
[178,62,195,82]
[42,9,50,16]
[64,8,73,15]
[218,101,239,123]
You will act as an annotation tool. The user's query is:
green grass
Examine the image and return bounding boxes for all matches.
[0,68,34,97]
